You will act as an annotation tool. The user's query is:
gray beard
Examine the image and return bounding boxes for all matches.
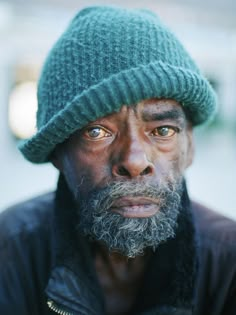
[76,178,183,258]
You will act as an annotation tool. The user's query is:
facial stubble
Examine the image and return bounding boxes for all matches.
[75,178,183,258]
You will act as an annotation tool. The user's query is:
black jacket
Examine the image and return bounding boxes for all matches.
[0,177,236,315]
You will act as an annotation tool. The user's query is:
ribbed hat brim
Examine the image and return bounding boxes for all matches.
[19,60,217,163]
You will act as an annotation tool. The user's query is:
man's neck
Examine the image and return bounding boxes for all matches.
[94,242,151,315]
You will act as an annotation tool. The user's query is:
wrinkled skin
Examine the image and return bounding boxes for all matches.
[53,98,194,315]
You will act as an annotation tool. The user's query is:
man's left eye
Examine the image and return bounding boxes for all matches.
[151,126,178,137]
[85,127,111,139]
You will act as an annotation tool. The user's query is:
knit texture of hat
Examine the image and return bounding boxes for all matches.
[19,6,217,163]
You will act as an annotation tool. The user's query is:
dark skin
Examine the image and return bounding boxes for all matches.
[53,98,194,315]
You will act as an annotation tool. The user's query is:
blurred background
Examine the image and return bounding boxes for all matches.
[0,0,235,219]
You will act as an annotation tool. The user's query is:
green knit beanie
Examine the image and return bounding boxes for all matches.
[19,6,217,163]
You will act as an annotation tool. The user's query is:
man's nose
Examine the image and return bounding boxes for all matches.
[111,138,155,179]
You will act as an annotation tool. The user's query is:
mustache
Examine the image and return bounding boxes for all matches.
[77,178,183,213]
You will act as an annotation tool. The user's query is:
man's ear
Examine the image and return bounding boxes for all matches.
[50,147,64,172]
[185,123,194,169]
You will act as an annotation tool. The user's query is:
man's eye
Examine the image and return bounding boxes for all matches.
[151,126,178,137]
[85,127,111,139]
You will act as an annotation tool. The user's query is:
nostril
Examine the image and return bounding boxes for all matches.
[140,166,152,176]
[115,165,153,177]
[117,166,130,176]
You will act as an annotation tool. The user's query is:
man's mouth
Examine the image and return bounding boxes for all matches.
[110,197,160,218]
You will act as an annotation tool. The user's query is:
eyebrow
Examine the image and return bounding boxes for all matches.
[141,109,186,123]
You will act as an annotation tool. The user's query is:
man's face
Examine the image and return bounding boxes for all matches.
[54,98,193,257]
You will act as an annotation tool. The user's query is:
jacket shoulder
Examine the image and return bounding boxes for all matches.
[0,192,55,243]
[192,201,236,249]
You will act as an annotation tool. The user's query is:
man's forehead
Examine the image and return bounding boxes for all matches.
[89,98,187,124]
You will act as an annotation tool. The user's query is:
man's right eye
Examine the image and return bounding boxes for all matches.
[84,126,111,140]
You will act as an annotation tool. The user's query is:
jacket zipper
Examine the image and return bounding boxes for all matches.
[47,299,75,315]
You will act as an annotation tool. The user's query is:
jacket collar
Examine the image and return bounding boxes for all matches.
[45,174,198,315]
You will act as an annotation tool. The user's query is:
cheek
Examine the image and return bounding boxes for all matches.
[61,150,111,197]
[168,140,190,175]
[153,139,190,178]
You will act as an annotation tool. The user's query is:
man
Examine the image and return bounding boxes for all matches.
[0,6,235,315]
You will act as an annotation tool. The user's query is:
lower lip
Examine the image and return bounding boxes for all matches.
[111,204,159,218]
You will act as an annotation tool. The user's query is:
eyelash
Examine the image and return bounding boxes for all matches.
[84,126,111,139]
